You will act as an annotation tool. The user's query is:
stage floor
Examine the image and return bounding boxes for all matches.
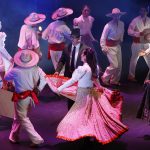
[0,82,150,150]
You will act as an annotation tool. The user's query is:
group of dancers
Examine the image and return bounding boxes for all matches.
[0,4,150,148]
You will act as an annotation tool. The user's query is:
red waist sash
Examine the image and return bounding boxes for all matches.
[48,42,65,51]
[12,90,39,104]
[106,39,120,47]
[132,37,140,43]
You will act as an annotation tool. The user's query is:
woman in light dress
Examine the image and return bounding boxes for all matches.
[56,47,128,144]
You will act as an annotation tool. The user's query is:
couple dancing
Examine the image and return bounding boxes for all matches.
[5,30,128,147]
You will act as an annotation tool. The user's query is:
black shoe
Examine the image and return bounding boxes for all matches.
[9,138,20,144]
[30,142,43,148]
[144,135,150,140]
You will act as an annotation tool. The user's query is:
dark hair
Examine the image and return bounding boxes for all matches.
[82,4,90,11]
[71,28,80,38]
[140,5,149,12]
[82,47,98,78]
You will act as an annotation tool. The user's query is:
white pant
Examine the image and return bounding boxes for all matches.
[50,50,64,75]
[50,50,62,69]
[129,43,150,80]
[9,97,44,144]
[102,45,122,83]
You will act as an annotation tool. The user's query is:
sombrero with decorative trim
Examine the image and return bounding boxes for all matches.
[52,7,73,20]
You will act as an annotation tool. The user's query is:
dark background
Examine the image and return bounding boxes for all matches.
[0,0,150,82]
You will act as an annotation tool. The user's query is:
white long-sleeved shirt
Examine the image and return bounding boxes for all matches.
[0,48,12,72]
[100,20,124,50]
[0,32,12,61]
[42,20,71,44]
[18,24,39,49]
[128,16,150,37]
[4,66,46,93]
[58,63,93,92]
[73,15,95,40]
[0,32,12,72]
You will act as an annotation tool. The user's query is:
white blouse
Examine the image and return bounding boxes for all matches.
[58,63,93,92]
[0,32,12,72]
[145,44,150,54]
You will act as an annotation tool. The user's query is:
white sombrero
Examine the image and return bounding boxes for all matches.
[14,50,39,68]
[51,7,73,20]
[106,8,126,17]
[24,12,46,25]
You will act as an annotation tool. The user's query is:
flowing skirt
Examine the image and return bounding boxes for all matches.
[46,75,128,144]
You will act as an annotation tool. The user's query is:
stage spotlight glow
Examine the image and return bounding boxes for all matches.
[38,26,42,31]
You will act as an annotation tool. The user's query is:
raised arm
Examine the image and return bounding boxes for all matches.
[58,66,86,92]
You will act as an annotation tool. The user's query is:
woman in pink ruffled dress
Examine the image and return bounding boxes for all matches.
[56,47,128,144]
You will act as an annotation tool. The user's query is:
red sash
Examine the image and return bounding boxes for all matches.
[132,37,140,43]
[106,39,120,47]
[47,43,65,59]
[18,48,35,51]
[48,43,65,51]
[12,90,39,104]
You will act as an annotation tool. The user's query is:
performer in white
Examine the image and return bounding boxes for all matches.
[18,12,46,58]
[128,6,150,81]
[100,8,126,86]
[42,7,72,71]
[0,21,13,89]
[4,50,47,147]
[73,5,97,48]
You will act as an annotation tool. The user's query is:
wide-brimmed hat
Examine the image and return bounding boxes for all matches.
[106,8,126,17]
[70,28,81,38]
[14,50,39,68]
[52,7,73,20]
[24,12,46,25]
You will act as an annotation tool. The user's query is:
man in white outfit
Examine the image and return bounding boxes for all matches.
[18,12,46,58]
[0,21,13,89]
[100,8,126,86]
[73,5,97,48]
[128,6,150,81]
[42,8,72,71]
[4,50,47,147]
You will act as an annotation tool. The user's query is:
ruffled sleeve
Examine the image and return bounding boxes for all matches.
[58,66,86,92]
[145,44,150,54]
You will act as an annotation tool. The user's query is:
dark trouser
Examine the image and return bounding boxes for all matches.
[67,99,74,110]
[137,82,150,121]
